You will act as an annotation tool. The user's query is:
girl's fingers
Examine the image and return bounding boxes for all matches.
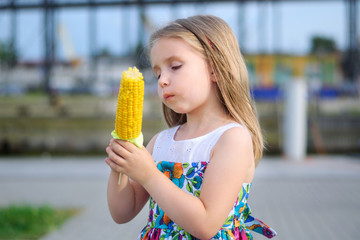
[111,140,133,157]
[117,140,138,153]
[105,157,124,173]
[106,146,126,168]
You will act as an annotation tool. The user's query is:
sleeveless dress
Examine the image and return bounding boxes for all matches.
[138,123,277,240]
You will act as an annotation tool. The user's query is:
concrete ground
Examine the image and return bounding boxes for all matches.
[0,155,359,240]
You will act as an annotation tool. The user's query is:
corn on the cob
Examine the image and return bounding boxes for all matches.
[111,66,144,184]
[114,67,144,142]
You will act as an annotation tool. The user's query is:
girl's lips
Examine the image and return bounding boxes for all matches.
[163,94,174,100]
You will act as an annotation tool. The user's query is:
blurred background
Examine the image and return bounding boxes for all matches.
[0,1,360,240]
[0,0,359,157]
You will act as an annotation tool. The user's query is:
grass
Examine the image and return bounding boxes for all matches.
[0,204,79,240]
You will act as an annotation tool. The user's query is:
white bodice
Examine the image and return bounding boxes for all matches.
[152,123,243,164]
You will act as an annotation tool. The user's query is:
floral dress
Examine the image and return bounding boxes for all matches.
[138,123,277,240]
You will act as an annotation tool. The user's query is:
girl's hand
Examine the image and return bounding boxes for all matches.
[105,138,157,185]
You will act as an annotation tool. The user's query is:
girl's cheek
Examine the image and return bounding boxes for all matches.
[157,87,163,100]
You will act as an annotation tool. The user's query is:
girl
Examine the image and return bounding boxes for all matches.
[105,15,277,240]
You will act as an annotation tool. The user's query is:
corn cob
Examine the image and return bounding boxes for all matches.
[111,66,144,184]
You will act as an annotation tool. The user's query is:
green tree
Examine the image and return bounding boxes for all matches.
[0,41,17,67]
[97,47,112,58]
[310,36,337,55]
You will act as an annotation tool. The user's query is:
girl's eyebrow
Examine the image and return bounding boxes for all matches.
[152,55,181,70]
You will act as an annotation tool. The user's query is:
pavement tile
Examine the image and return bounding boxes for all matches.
[0,155,359,239]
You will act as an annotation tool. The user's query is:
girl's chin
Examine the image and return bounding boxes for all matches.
[167,106,187,115]
[172,109,186,114]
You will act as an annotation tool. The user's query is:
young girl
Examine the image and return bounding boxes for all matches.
[105,15,277,240]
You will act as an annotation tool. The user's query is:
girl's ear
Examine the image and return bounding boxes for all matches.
[207,63,216,82]
[210,71,217,83]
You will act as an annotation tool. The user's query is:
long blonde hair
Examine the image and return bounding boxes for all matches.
[149,15,264,165]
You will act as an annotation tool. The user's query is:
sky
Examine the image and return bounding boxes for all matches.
[0,1,357,61]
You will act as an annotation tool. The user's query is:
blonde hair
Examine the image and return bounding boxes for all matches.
[149,15,264,165]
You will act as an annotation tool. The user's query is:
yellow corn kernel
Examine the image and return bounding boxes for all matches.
[115,67,144,140]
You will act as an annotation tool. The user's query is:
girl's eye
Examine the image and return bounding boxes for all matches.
[171,65,182,70]
[157,74,161,79]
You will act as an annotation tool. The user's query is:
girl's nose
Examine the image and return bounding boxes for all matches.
[158,75,170,87]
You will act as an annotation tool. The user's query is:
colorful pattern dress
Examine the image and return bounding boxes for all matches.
[138,123,277,240]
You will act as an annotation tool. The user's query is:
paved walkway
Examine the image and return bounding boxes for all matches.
[0,155,360,240]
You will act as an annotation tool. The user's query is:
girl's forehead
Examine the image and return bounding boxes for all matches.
[152,37,187,50]
[151,37,198,61]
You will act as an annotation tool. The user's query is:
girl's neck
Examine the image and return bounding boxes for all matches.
[175,109,234,141]
[176,80,234,140]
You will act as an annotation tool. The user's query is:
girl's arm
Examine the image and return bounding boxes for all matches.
[105,134,158,223]
[116,127,255,239]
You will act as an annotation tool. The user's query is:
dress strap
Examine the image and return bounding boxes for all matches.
[203,122,244,145]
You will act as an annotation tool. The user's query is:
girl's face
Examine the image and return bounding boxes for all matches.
[151,37,216,115]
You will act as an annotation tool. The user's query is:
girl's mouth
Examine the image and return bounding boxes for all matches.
[163,94,174,100]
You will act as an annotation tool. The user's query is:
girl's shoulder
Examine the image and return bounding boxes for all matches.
[216,122,252,147]
[212,123,253,160]
[146,132,161,155]
[211,123,255,182]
